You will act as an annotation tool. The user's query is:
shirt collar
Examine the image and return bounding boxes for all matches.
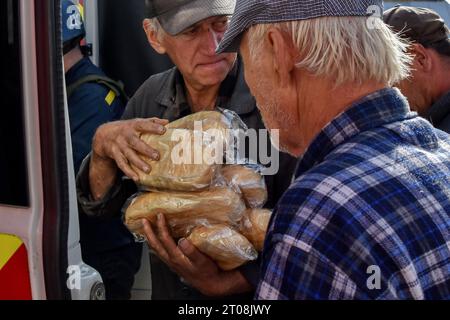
[296,87,415,178]
[155,56,255,116]
[426,90,450,127]
[65,57,91,83]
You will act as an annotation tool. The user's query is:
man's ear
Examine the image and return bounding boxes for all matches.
[266,27,296,87]
[143,19,166,54]
[411,43,432,73]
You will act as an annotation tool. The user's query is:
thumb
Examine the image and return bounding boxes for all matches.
[178,238,209,263]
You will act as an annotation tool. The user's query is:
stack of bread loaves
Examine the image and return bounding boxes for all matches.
[124,111,272,271]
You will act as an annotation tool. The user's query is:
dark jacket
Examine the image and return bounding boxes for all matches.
[67,57,125,174]
[67,57,137,253]
[67,57,142,300]
[76,58,298,299]
[427,90,450,134]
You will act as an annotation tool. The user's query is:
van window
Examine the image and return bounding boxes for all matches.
[1,0,29,207]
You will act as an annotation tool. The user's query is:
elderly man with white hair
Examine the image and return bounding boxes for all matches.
[217,0,450,299]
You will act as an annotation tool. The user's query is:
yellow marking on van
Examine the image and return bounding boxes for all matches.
[0,234,23,271]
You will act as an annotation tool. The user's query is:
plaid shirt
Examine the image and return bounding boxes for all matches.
[256,88,450,300]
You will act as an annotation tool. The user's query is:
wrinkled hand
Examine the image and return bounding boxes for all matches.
[142,214,253,297]
[92,118,169,181]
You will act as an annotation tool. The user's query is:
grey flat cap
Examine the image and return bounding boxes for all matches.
[217,0,384,53]
[147,0,236,36]
[384,6,450,46]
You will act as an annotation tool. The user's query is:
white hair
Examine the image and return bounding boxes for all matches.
[147,17,165,40]
[247,16,412,86]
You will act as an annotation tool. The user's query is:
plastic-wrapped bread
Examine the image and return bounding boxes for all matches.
[135,111,232,192]
[124,187,246,239]
[166,110,231,131]
[239,209,272,252]
[221,165,268,208]
[136,128,220,192]
[188,224,258,271]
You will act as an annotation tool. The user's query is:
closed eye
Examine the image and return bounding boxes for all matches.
[182,26,198,36]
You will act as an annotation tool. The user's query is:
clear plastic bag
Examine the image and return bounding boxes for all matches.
[239,209,272,252]
[121,110,271,266]
[188,224,258,271]
[123,187,246,239]
[220,164,268,208]
[134,110,242,192]
[121,192,148,242]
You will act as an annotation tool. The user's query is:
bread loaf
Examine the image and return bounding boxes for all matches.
[188,224,258,271]
[136,111,232,192]
[124,187,246,238]
[239,209,272,251]
[221,165,268,208]
[166,111,230,131]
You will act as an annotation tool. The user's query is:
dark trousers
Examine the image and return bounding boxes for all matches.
[83,242,143,300]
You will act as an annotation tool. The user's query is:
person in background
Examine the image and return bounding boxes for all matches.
[217,0,450,299]
[384,6,450,133]
[62,0,142,300]
[76,0,298,300]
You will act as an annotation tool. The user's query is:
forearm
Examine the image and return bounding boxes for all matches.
[89,152,118,200]
[77,154,138,218]
[77,116,166,217]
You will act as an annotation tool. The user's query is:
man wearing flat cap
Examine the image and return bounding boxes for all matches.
[76,0,297,299]
[217,0,450,299]
[384,6,450,133]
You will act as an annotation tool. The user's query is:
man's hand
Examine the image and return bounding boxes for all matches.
[89,118,168,200]
[142,215,253,297]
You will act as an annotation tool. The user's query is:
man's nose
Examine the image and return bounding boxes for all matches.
[201,28,223,55]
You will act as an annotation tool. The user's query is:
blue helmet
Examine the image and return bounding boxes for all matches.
[61,0,85,45]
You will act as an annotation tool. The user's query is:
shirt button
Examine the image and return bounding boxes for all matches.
[181,286,191,297]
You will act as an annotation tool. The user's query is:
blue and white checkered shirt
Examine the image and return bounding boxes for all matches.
[256,88,450,300]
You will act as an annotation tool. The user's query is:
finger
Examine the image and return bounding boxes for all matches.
[115,136,149,178]
[135,119,167,135]
[149,118,170,126]
[155,214,187,264]
[112,149,140,182]
[142,219,170,262]
[123,148,152,174]
[127,134,160,161]
[178,238,214,266]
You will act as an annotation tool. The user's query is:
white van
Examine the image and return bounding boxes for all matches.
[0,0,103,300]
[1,0,157,301]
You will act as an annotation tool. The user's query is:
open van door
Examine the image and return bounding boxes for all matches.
[1,0,103,300]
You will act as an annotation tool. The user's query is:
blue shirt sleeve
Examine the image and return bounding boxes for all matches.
[256,239,358,300]
[68,82,125,174]
[254,182,361,300]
